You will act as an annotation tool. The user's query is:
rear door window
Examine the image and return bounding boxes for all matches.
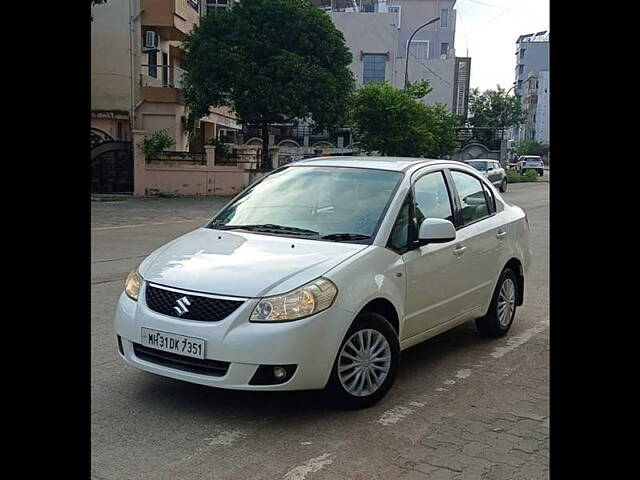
[450,171,491,225]
[413,171,455,227]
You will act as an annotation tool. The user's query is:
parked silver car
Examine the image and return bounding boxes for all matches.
[464,159,508,192]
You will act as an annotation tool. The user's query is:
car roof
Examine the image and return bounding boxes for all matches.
[292,156,460,172]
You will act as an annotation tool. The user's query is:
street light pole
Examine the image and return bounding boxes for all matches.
[404,17,440,90]
[501,84,516,126]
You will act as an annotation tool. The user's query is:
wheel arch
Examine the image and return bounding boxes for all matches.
[358,297,400,337]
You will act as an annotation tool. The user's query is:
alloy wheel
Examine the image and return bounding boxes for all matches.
[497,278,516,327]
[338,329,391,397]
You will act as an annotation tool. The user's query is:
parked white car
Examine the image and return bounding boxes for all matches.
[464,159,508,192]
[115,157,531,409]
[517,156,545,176]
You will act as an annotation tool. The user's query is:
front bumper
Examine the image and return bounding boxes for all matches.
[114,285,354,391]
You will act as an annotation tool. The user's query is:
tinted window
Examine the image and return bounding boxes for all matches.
[413,172,454,227]
[467,160,488,171]
[451,171,491,225]
[388,195,412,252]
[483,183,496,214]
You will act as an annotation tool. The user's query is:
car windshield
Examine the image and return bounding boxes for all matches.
[466,161,488,171]
[209,166,403,241]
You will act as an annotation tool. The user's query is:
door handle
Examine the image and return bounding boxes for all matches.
[453,245,467,257]
[496,230,507,240]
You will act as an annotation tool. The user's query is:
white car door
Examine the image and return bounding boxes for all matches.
[397,169,468,339]
[447,169,503,314]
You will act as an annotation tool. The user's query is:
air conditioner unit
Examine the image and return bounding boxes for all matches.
[144,31,159,51]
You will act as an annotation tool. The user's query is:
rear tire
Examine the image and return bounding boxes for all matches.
[323,312,400,410]
[475,268,518,338]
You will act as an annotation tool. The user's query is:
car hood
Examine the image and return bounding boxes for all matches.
[138,228,368,298]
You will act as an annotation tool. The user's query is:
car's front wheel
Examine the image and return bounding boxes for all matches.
[324,312,400,409]
[475,268,518,337]
[499,178,507,192]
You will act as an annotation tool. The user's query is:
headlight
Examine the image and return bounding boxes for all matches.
[124,269,143,301]
[250,277,338,322]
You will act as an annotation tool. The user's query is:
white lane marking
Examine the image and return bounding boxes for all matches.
[490,320,549,359]
[377,405,415,426]
[91,219,199,231]
[374,320,549,426]
[205,429,244,446]
[283,453,335,480]
[300,442,313,446]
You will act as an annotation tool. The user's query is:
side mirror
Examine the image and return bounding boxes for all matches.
[417,218,456,245]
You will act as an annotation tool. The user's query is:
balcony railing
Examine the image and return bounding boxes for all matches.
[140,65,186,89]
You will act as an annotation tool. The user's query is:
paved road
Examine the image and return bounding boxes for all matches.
[91,182,549,480]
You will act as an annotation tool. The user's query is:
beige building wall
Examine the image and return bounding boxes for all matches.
[329,12,398,88]
[329,9,458,111]
[91,0,141,116]
[403,57,456,110]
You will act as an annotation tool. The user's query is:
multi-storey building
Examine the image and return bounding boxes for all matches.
[511,30,549,145]
[514,31,549,98]
[91,0,239,152]
[522,70,549,145]
[314,0,470,118]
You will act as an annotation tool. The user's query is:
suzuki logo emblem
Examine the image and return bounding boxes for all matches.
[173,296,191,316]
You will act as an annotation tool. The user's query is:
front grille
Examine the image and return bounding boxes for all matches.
[133,343,229,377]
[145,284,243,321]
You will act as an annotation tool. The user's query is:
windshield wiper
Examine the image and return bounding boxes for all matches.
[320,233,371,242]
[211,223,319,236]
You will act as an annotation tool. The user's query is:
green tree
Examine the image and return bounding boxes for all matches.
[183,0,354,169]
[349,82,457,158]
[517,139,546,156]
[468,86,523,128]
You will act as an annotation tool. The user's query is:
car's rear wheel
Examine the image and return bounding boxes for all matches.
[323,312,400,409]
[475,268,518,338]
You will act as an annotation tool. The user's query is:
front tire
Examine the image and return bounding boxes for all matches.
[323,312,400,409]
[499,179,507,192]
[476,268,518,338]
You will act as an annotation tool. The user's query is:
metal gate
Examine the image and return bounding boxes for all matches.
[91,128,134,194]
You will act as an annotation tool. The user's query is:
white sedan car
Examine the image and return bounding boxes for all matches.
[115,157,531,409]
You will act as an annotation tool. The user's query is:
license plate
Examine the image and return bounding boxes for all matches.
[141,328,206,359]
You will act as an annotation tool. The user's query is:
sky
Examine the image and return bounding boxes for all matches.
[453,0,549,92]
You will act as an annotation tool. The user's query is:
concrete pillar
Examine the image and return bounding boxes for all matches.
[132,130,147,197]
[269,147,280,169]
[204,145,216,168]
[337,136,344,148]
[303,135,310,147]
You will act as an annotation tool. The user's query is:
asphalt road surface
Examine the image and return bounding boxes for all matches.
[91,181,549,480]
